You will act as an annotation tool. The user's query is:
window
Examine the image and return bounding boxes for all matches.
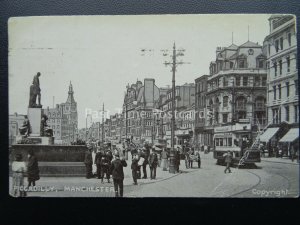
[295,80,298,96]
[223,96,229,107]
[230,62,234,69]
[262,77,267,86]
[280,37,283,50]
[268,44,271,55]
[223,114,228,123]
[279,60,282,75]
[287,57,290,72]
[236,77,241,86]
[272,108,280,124]
[243,76,248,86]
[239,60,245,68]
[275,40,279,52]
[259,60,264,69]
[215,139,219,146]
[288,33,291,47]
[278,84,281,99]
[273,86,277,100]
[228,138,232,147]
[254,76,260,86]
[219,139,223,146]
[286,82,290,97]
[285,106,289,121]
[223,77,228,86]
[274,62,277,76]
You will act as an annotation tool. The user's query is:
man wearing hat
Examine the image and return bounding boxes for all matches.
[110,153,127,197]
[84,144,93,179]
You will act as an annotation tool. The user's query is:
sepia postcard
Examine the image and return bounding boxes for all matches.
[8,14,299,198]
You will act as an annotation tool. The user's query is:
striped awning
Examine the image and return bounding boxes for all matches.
[259,127,279,142]
[279,128,299,143]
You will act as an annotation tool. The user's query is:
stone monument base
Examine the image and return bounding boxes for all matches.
[27,136,54,145]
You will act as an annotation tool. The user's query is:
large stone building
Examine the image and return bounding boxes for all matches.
[202,40,268,148]
[158,83,195,145]
[44,82,78,144]
[194,75,209,146]
[122,79,161,143]
[261,15,298,150]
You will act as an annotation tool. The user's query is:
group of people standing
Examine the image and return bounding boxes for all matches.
[84,144,127,197]
[11,150,40,197]
[184,148,201,169]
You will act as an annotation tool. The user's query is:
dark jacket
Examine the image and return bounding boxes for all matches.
[224,153,233,163]
[110,158,127,180]
[95,151,103,165]
[100,157,110,167]
[131,158,139,171]
[27,155,40,181]
[149,153,158,167]
[106,151,113,161]
[84,151,93,165]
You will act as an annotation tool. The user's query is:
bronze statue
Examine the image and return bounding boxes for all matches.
[29,72,42,108]
[40,114,53,137]
[19,115,31,136]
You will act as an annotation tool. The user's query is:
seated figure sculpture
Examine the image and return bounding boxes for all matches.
[19,115,31,136]
[40,114,53,137]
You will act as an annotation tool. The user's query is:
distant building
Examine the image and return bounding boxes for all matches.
[262,15,298,150]
[9,113,26,146]
[44,82,78,144]
[122,79,161,143]
[159,83,195,145]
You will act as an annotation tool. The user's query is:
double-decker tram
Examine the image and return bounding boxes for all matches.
[213,124,261,165]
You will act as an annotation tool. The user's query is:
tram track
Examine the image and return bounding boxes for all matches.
[228,168,292,197]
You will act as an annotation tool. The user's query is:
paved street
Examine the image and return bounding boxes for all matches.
[9,152,299,198]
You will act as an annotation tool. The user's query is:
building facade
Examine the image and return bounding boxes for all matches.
[204,40,268,148]
[194,75,208,146]
[44,82,78,144]
[262,15,298,150]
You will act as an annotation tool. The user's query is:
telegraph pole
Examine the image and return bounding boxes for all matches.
[163,43,190,174]
[140,43,189,173]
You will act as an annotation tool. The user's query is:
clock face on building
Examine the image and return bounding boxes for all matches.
[248,49,254,55]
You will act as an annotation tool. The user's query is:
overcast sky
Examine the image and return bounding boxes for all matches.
[9,14,271,128]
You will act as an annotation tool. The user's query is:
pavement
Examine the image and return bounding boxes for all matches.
[260,156,299,165]
[9,152,186,197]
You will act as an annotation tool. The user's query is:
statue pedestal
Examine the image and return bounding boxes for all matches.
[27,136,54,145]
[27,108,42,136]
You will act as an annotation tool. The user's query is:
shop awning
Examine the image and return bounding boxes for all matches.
[259,127,279,142]
[279,128,299,143]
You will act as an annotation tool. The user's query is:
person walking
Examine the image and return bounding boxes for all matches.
[95,147,103,179]
[224,151,233,173]
[195,150,201,168]
[149,150,158,180]
[131,154,139,185]
[175,148,181,173]
[84,145,93,179]
[141,148,149,179]
[188,149,194,168]
[185,148,190,169]
[100,155,111,183]
[110,154,127,197]
[161,148,169,171]
[27,150,40,187]
[11,154,27,197]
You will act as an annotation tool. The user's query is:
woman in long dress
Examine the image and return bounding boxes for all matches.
[27,150,40,187]
[11,154,27,197]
